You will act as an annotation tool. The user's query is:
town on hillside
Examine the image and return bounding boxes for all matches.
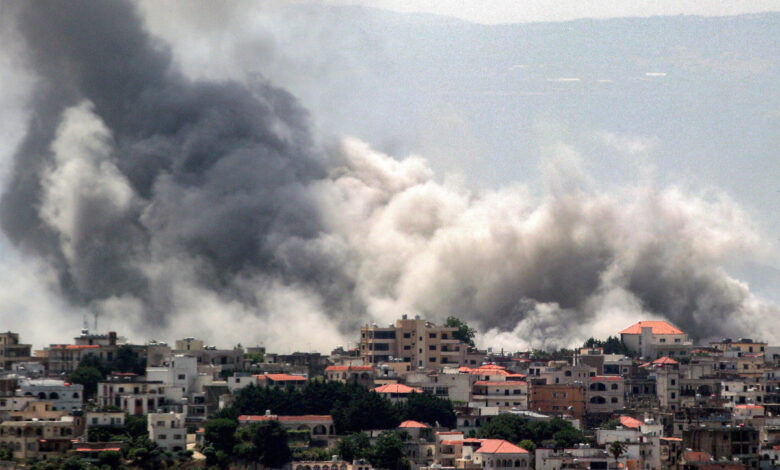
[0,316,778,469]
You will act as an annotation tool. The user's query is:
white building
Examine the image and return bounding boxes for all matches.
[16,379,83,412]
[148,412,187,452]
[86,411,125,428]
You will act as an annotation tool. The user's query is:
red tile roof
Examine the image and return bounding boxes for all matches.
[620,321,683,335]
[476,439,528,454]
[619,416,643,429]
[373,384,422,394]
[683,451,712,462]
[734,404,764,409]
[399,420,430,429]
[75,447,120,452]
[660,437,682,442]
[590,376,623,381]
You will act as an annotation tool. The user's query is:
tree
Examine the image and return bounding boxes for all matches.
[518,439,536,454]
[204,418,238,454]
[338,432,372,462]
[608,441,626,466]
[477,414,585,448]
[68,365,104,399]
[369,431,406,470]
[399,392,456,428]
[445,317,476,347]
[112,345,146,374]
[98,450,122,470]
[234,420,292,468]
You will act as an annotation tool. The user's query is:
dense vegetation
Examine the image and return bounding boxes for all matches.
[218,381,455,433]
[67,347,146,398]
[582,336,634,357]
[476,414,587,449]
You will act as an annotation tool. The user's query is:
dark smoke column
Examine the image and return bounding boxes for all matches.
[0,0,338,326]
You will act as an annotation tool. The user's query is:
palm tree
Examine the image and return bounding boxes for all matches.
[608,440,626,469]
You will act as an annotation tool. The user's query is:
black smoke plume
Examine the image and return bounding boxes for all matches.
[1,1,777,348]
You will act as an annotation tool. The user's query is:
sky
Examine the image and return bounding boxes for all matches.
[0,1,778,352]
[320,0,780,24]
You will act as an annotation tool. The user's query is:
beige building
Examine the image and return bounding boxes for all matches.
[619,321,692,359]
[0,332,32,371]
[360,316,468,369]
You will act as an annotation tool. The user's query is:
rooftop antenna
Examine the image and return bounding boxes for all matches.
[94,312,98,332]
[82,314,89,332]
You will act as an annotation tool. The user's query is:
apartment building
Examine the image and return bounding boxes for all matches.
[359,315,468,368]
[0,332,32,371]
[529,383,586,420]
[148,412,187,452]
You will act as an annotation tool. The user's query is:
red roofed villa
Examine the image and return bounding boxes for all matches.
[373,383,422,402]
[619,320,692,359]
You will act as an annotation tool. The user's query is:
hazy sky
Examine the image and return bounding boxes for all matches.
[0,1,778,351]
[321,0,780,24]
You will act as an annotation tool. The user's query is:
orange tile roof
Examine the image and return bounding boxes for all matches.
[620,321,683,335]
[399,420,430,429]
[373,384,422,394]
[325,365,374,372]
[51,344,101,350]
[619,416,643,429]
[75,447,120,452]
[253,373,307,382]
[476,439,528,454]
[660,437,682,442]
[652,357,679,365]
[473,381,527,387]
[238,415,332,423]
[734,404,764,409]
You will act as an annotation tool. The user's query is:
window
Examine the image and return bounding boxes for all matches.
[611,397,618,403]
[92,418,98,425]
[611,384,618,390]
[403,345,411,350]
[671,379,676,386]
[429,357,436,362]
[660,338,666,343]
[429,333,436,339]
[670,392,676,399]
[429,345,436,351]
[403,333,410,338]
[159,434,167,440]
[177,374,186,380]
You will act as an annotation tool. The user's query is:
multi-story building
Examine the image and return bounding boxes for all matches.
[16,379,84,412]
[0,332,32,371]
[683,424,759,468]
[529,383,586,420]
[711,339,767,356]
[359,315,468,369]
[471,380,528,410]
[0,402,84,461]
[148,412,187,452]
[585,376,625,414]
[97,376,166,416]
[45,330,144,374]
[324,365,375,386]
[620,321,693,359]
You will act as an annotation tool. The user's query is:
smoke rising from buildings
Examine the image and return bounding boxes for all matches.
[1,0,777,350]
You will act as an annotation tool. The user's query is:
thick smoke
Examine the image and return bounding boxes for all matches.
[1,0,777,350]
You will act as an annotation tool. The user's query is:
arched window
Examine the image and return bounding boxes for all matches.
[565,371,572,377]
[589,396,606,404]
[611,397,618,403]
[49,392,59,399]
[611,384,618,390]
